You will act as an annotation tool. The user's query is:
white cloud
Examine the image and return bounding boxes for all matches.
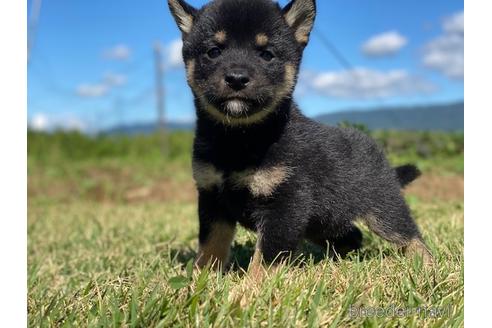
[155,39,184,70]
[103,44,131,60]
[30,113,48,131]
[422,11,464,79]
[165,39,184,69]
[76,72,127,98]
[103,72,127,86]
[76,83,109,97]
[301,68,435,99]
[422,34,463,79]
[443,11,464,34]
[29,113,86,132]
[362,31,408,57]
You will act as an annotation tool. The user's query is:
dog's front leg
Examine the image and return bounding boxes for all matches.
[231,216,304,307]
[195,190,236,271]
[248,213,305,281]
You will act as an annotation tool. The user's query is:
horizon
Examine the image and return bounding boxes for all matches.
[109,99,465,128]
[96,101,465,135]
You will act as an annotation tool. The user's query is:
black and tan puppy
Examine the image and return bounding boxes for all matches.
[167,0,432,271]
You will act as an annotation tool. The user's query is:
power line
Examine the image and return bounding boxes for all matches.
[313,29,389,109]
[312,29,353,71]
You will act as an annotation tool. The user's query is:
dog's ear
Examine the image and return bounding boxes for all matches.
[282,0,316,45]
[168,0,197,34]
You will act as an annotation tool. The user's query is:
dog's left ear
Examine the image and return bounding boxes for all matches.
[168,0,197,35]
[282,0,316,45]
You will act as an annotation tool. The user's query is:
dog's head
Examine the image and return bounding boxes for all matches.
[168,0,316,125]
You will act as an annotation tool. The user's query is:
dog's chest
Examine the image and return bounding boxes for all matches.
[192,159,292,198]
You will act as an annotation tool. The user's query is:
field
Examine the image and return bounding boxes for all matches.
[27,129,464,327]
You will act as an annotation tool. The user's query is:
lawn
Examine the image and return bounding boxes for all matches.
[27,130,464,327]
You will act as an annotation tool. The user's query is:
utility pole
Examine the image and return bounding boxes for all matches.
[153,42,167,155]
[114,96,123,129]
[28,0,43,63]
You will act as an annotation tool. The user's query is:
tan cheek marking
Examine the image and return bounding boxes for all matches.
[185,59,196,89]
[283,64,296,94]
[214,30,227,44]
[231,165,293,197]
[255,33,269,47]
[196,222,236,270]
[192,160,224,190]
[274,64,297,102]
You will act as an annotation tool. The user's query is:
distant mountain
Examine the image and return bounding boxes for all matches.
[314,102,464,131]
[104,121,195,135]
[103,101,464,134]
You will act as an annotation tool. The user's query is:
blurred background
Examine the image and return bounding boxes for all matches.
[27,0,463,204]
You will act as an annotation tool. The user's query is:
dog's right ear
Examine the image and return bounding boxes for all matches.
[168,0,197,35]
[282,0,316,45]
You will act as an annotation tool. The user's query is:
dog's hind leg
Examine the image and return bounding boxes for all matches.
[307,224,363,257]
[363,197,433,265]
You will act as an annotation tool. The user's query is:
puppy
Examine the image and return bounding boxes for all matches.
[167,0,433,271]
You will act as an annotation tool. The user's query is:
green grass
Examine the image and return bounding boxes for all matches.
[27,130,464,175]
[28,199,463,327]
[27,131,464,327]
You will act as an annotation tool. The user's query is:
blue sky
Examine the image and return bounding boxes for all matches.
[27,0,464,132]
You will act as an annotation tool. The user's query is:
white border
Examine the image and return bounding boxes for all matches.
[0,0,27,326]
[0,0,481,325]
[464,1,492,326]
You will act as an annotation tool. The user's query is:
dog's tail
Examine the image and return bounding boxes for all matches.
[394,164,421,188]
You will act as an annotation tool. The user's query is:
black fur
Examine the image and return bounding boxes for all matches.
[395,164,421,188]
[168,0,428,265]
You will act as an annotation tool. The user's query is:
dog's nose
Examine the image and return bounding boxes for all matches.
[224,70,250,90]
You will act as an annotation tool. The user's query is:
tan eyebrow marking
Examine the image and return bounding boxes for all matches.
[214,30,227,44]
[255,33,269,47]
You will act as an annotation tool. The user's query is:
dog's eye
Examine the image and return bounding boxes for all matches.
[259,50,275,62]
[207,47,222,59]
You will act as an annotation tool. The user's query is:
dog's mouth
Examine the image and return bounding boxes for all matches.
[209,96,270,117]
[220,97,250,116]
